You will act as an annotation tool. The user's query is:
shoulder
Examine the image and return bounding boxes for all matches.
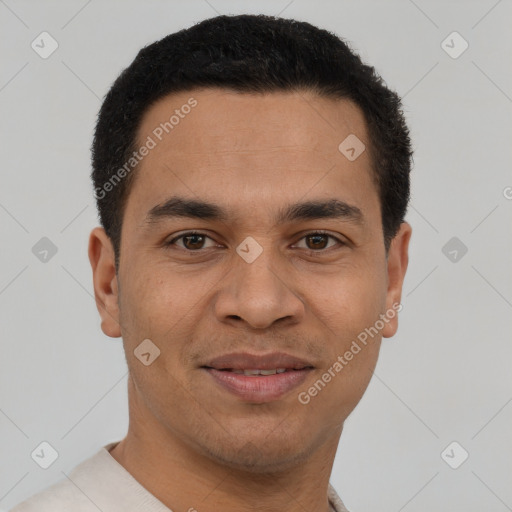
[8,443,120,512]
[328,483,350,512]
[9,476,99,512]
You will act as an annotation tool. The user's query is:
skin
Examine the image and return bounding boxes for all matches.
[89,88,411,512]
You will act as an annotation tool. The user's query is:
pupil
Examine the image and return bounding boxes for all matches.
[184,235,204,250]
[307,234,327,249]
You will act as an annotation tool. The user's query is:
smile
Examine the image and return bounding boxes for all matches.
[202,367,313,402]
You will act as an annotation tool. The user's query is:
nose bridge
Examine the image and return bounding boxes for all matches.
[238,249,282,297]
[215,240,304,329]
[235,240,288,304]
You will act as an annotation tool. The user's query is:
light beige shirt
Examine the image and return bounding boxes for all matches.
[10,441,349,512]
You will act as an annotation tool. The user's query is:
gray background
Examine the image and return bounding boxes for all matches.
[1,0,511,510]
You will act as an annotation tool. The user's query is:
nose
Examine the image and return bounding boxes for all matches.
[213,249,305,330]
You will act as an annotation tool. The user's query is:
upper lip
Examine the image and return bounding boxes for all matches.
[202,351,315,371]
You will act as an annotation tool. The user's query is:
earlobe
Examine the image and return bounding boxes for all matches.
[382,222,412,338]
[88,227,122,338]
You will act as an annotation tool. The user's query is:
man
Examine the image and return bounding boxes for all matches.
[11,13,411,512]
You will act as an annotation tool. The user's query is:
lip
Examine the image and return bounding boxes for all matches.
[202,351,315,371]
[203,367,314,403]
[201,351,315,403]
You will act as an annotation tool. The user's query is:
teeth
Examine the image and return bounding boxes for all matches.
[244,369,267,376]
[217,368,299,375]
[229,368,290,376]
[259,369,277,375]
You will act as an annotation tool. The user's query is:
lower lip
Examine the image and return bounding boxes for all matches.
[203,368,313,403]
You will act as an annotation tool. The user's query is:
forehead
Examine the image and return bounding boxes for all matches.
[138,88,369,156]
[126,88,378,225]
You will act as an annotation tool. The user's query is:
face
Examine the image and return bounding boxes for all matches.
[89,88,411,473]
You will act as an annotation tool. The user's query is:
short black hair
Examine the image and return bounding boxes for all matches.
[91,14,412,271]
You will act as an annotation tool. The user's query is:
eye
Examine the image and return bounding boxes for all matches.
[294,231,344,251]
[165,230,345,253]
[166,231,218,251]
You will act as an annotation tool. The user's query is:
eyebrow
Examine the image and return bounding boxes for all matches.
[145,196,364,226]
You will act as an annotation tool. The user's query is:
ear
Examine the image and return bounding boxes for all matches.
[88,227,122,338]
[382,222,412,338]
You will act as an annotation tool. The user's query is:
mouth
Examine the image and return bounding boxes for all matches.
[201,365,314,402]
[202,366,312,375]
[200,351,315,402]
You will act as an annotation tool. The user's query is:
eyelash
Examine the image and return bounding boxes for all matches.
[166,230,345,253]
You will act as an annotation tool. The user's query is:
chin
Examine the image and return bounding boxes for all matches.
[200,433,313,475]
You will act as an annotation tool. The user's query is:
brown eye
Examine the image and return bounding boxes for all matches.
[181,234,206,250]
[305,234,329,250]
[167,232,217,251]
[294,232,343,252]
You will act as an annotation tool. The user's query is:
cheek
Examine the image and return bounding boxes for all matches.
[119,266,187,345]
[118,269,194,410]
[311,262,388,337]
[306,261,386,404]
